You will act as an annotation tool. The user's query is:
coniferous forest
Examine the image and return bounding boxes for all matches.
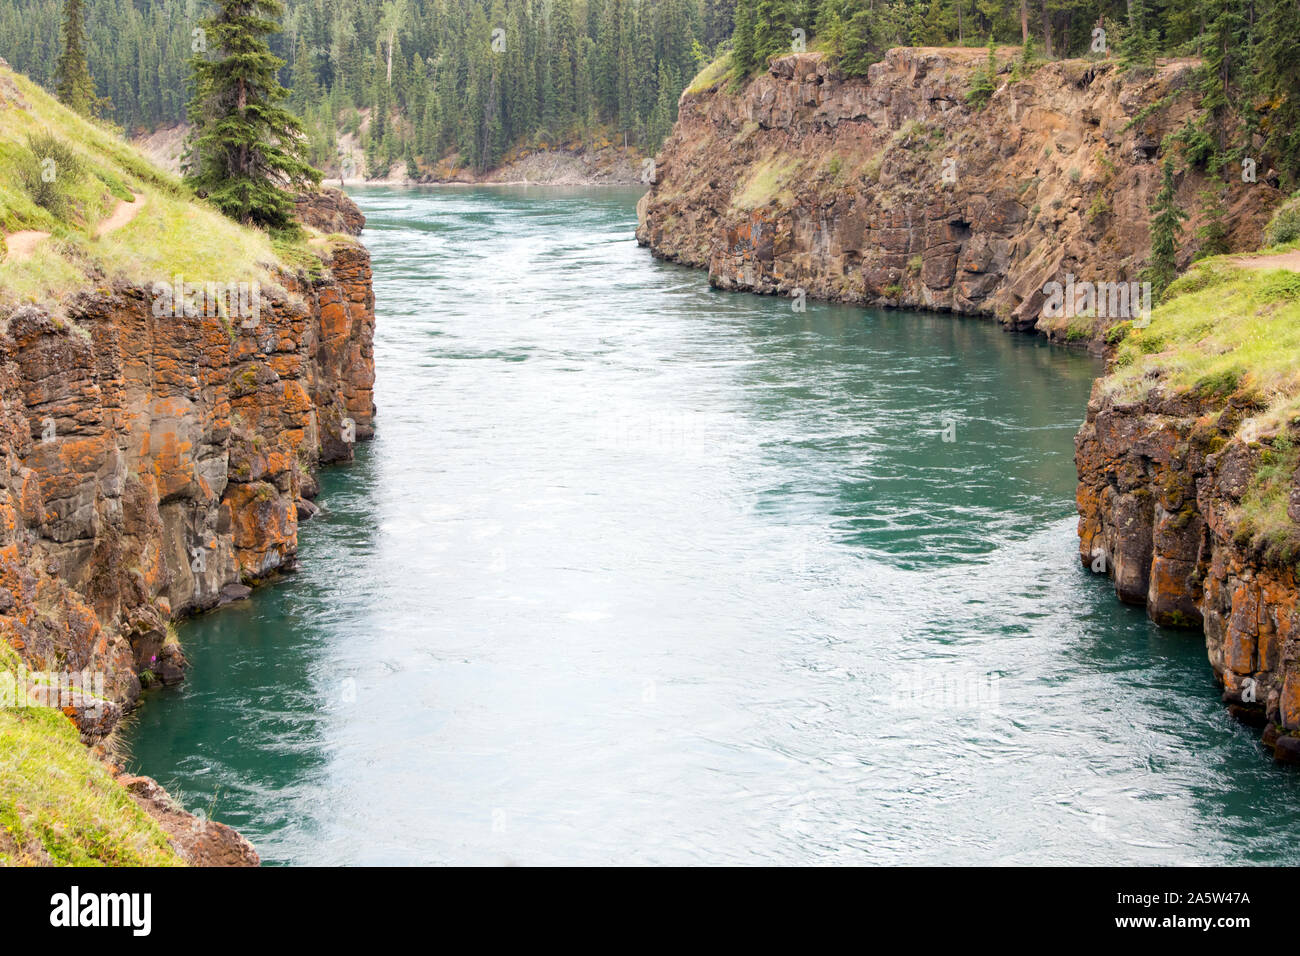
[1,1,1298,184]
[0,0,728,173]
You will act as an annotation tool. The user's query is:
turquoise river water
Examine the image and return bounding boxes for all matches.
[127,186,1300,865]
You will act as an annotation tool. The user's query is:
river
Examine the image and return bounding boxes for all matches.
[126,185,1300,865]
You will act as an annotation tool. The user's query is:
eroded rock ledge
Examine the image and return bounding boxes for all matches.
[1076,387,1300,763]
[638,48,1277,341]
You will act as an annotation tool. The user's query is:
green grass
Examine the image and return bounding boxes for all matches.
[1235,435,1300,565]
[1104,260,1300,407]
[0,599,183,867]
[731,154,803,210]
[0,63,284,310]
[0,706,183,866]
[1102,255,1300,566]
[686,53,734,95]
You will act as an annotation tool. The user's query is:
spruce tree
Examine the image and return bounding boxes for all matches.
[1143,159,1187,301]
[1197,0,1247,175]
[54,0,98,116]
[733,0,759,75]
[1120,0,1153,68]
[753,0,797,67]
[186,0,321,229]
[839,1,881,76]
[1256,0,1300,188]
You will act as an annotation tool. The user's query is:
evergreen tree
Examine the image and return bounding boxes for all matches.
[1197,0,1247,175]
[54,0,98,115]
[839,0,882,76]
[1120,0,1153,67]
[186,0,321,229]
[1143,158,1187,300]
[734,0,758,74]
[753,0,798,67]
[1256,0,1300,188]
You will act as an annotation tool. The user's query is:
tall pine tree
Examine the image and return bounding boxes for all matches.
[1143,158,1187,301]
[1257,0,1300,188]
[54,0,99,116]
[734,0,758,75]
[186,0,321,229]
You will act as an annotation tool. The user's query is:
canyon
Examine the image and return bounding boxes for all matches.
[4,40,1299,869]
[640,48,1300,764]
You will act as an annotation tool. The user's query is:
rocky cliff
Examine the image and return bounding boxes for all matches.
[1078,388,1300,764]
[0,59,378,865]
[0,203,374,736]
[1075,256,1300,764]
[638,47,1278,342]
[0,197,374,864]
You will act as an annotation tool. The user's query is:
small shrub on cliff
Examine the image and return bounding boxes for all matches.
[19,132,84,218]
[1193,367,1244,399]
[1066,318,1094,342]
[1105,320,1134,346]
[1265,192,1300,247]
[1236,435,1300,566]
[965,36,998,109]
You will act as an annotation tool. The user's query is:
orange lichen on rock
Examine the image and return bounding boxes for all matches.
[0,191,375,744]
[1076,386,1300,762]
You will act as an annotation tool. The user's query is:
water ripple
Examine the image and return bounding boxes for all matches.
[126,185,1300,866]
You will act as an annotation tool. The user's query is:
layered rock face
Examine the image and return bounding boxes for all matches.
[638,48,1276,340]
[1076,388,1300,761]
[0,196,375,739]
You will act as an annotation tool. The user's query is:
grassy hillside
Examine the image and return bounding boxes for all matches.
[0,63,293,867]
[0,61,276,310]
[1102,231,1300,565]
[0,642,182,865]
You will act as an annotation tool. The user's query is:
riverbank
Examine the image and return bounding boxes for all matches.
[133,123,647,188]
[640,46,1300,766]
